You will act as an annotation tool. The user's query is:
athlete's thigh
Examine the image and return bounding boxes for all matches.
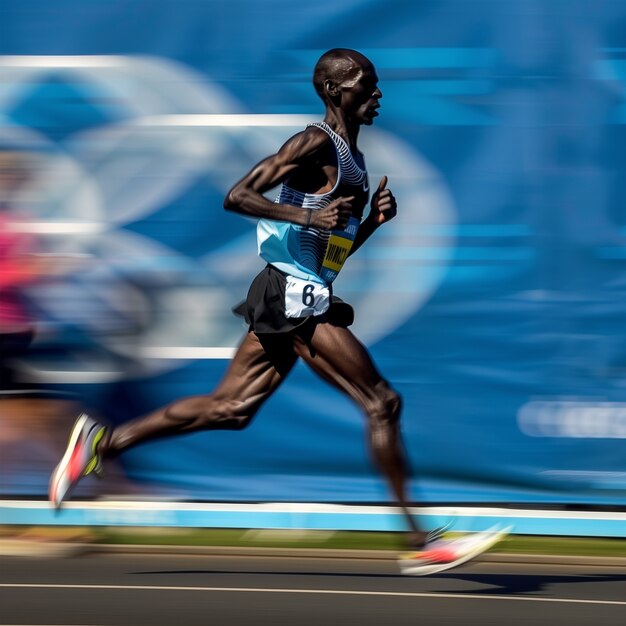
[212,330,298,406]
[292,322,387,406]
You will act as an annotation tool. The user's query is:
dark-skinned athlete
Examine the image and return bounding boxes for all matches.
[49,48,445,552]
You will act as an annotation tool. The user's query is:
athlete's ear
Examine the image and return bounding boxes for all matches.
[324,79,340,99]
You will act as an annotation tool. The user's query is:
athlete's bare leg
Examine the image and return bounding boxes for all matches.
[101,331,298,455]
[292,321,426,549]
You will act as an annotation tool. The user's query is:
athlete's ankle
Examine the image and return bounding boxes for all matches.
[95,426,110,458]
[406,530,428,550]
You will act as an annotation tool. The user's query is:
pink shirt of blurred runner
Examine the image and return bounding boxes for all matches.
[0,212,37,332]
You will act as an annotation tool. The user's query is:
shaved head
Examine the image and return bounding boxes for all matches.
[313,48,374,100]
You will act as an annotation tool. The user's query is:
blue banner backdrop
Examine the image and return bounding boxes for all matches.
[1,0,626,505]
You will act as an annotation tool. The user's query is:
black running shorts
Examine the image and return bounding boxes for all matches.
[233,264,354,334]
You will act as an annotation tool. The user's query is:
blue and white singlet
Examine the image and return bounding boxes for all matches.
[257,121,369,286]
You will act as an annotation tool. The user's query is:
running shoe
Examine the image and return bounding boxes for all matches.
[399,525,512,575]
[49,413,107,509]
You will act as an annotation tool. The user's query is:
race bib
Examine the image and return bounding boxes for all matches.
[284,275,330,318]
[320,216,360,284]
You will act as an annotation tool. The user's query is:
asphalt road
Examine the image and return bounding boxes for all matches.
[1,552,625,626]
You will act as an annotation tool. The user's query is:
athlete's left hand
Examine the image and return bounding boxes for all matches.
[370,176,397,226]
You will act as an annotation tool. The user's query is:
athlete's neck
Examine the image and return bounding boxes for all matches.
[323,111,360,150]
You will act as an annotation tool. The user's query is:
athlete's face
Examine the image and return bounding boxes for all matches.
[340,64,382,126]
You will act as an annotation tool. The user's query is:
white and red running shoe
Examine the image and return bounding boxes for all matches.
[399,525,512,576]
[49,413,107,509]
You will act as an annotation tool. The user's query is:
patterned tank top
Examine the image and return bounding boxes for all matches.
[257,121,369,285]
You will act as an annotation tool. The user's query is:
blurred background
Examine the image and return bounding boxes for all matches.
[1,0,625,511]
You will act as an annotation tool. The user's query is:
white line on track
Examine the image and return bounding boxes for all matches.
[4,499,626,521]
[0,584,625,606]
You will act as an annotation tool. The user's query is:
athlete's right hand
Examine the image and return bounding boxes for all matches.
[310,196,354,230]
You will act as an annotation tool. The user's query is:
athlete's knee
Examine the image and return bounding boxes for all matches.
[203,396,256,430]
[167,395,256,431]
[215,403,255,431]
[367,383,402,425]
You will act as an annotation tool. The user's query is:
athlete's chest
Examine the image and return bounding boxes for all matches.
[321,153,370,216]
[337,175,370,217]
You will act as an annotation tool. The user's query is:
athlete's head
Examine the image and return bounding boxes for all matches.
[313,48,382,125]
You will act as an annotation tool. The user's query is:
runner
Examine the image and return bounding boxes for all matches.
[0,150,38,393]
[51,48,449,554]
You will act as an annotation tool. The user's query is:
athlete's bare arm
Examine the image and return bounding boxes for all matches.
[350,175,398,255]
[224,126,354,231]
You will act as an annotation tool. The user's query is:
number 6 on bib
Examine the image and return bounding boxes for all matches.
[284,275,330,318]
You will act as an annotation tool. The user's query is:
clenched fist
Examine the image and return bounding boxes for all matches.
[370,176,397,226]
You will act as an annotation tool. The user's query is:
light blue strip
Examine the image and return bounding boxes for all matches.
[1,503,624,538]
[391,79,493,95]
[289,48,497,69]
[375,224,531,238]
[363,47,497,69]
[368,247,533,261]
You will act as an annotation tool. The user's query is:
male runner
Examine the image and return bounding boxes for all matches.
[49,49,438,551]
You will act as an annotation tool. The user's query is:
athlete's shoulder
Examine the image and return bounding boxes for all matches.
[277,125,333,163]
